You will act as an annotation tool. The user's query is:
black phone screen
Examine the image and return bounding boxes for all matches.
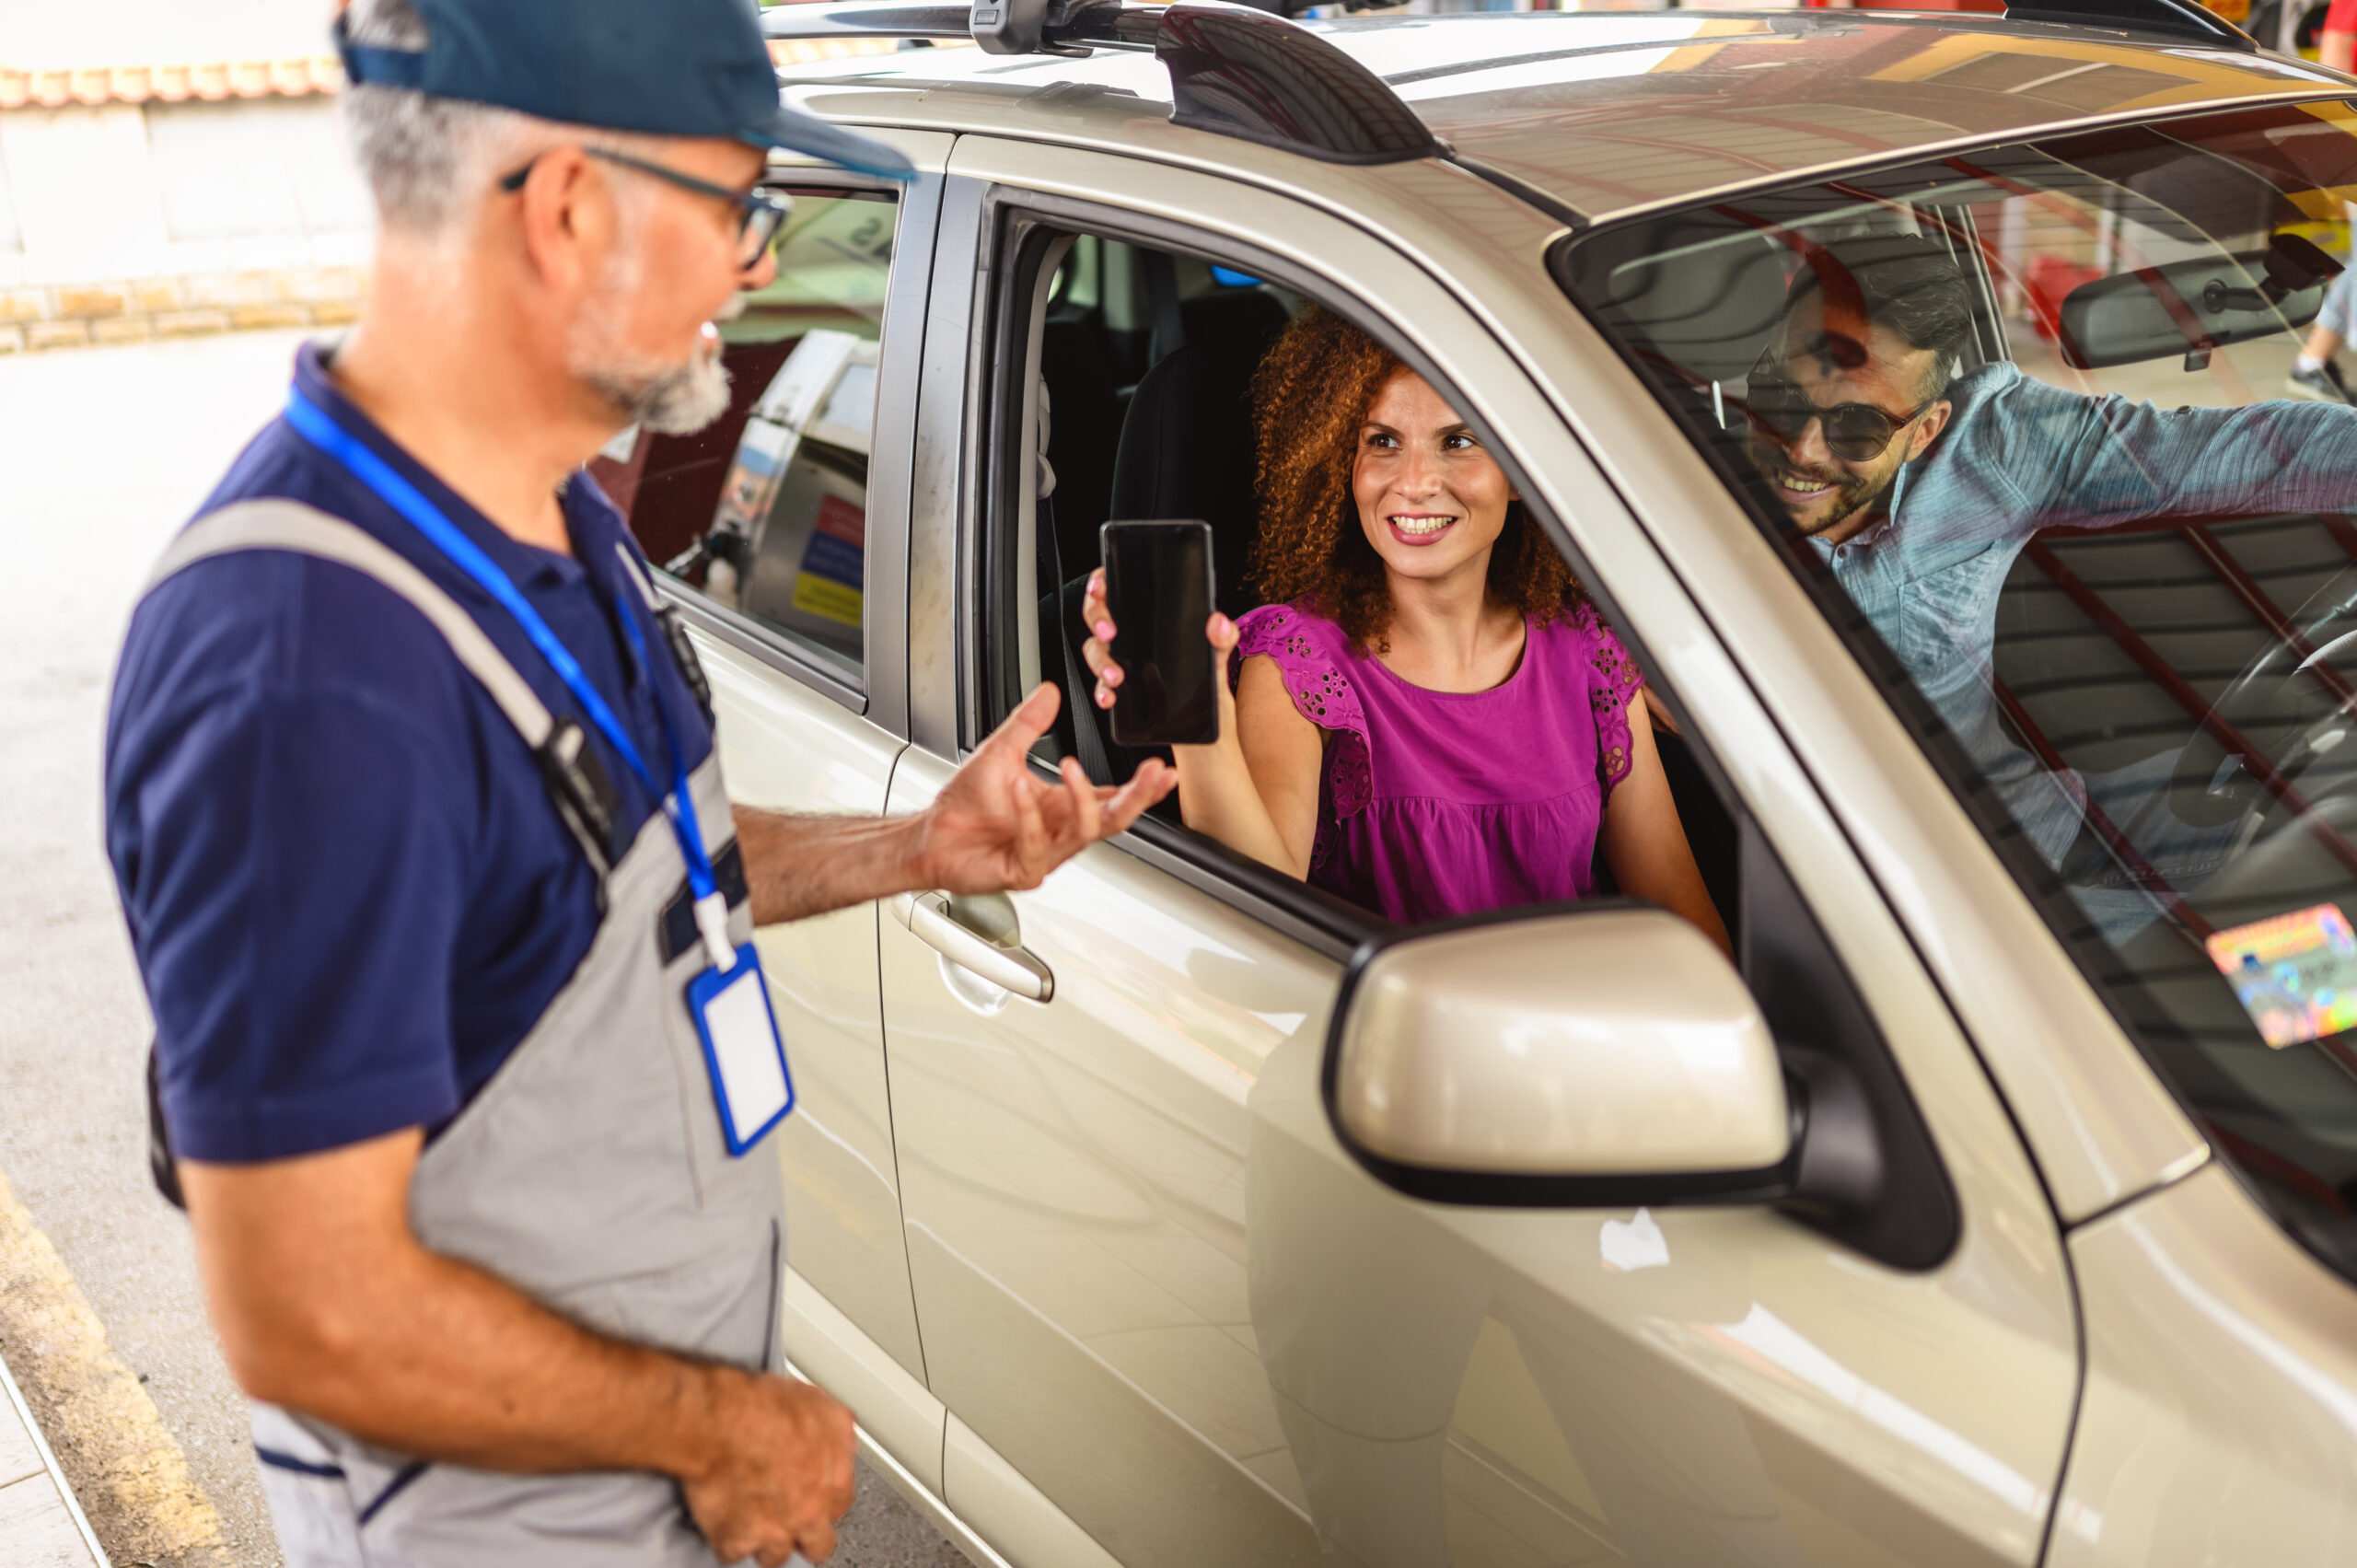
[1101,519,1218,747]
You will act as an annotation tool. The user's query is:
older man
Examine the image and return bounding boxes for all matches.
[1745,238,2357,912]
[101,1,1172,1564]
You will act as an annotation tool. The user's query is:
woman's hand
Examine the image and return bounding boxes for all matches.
[1078,573,1316,877]
[1078,569,1239,755]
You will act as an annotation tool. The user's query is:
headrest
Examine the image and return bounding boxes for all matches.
[1110,292,1288,614]
[1180,289,1290,355]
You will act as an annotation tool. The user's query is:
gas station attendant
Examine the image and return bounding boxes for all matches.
[99,1,1172,1563]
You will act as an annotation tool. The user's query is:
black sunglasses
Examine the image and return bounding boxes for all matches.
[1744,366,1933,463]
[500,147,793,269]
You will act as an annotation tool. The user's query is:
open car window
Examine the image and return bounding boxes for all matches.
[990,215,1752,936]
[1559,101,2357,1277]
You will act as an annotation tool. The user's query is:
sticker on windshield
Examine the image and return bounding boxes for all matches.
[2205,903,2357,1049]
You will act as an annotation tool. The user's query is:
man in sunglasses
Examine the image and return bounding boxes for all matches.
[1743,238,2357,923]
[101,1,1174,1565]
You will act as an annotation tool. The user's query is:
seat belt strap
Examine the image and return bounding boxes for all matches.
[1037,494,1115,786]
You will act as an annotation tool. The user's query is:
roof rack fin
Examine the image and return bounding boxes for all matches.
[1155,3,1441,164]
[761,0,1443,166]
[2001,0,2258,52]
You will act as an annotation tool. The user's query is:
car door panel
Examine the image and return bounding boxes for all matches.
[778,1264,948,1496]
[883,746,1329,1568]
[944,1411,1127,1568]
[684,631,923,1379]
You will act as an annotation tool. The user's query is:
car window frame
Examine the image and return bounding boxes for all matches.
[958,182,1965,1260]
[965,183,1736,957]
[652,161,944,738]
[969,187,1411,959]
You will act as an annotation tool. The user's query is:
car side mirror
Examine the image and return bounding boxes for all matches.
[1324,906,1796,1206]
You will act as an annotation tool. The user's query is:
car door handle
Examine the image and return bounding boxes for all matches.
[895,891,1055,1002]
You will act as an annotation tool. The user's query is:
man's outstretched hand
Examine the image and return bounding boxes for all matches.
[911,682,1175,895]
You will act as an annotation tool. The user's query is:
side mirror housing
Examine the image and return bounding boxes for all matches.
[1325,906,1795,1206]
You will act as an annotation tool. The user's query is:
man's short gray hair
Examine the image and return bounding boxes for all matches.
[341,0,552,238]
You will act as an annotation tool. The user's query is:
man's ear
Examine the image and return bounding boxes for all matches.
[1907,398,1954,460]
[512,145,611,296]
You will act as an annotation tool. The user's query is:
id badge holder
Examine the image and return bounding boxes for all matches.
[685,945,795,1156]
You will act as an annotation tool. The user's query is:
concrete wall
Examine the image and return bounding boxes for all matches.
[0,0,370,351]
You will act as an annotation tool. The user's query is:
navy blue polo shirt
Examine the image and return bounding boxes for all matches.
[106,344,713,1163]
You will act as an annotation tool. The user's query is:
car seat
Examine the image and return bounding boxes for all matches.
[1040,286,1289,787]
[1040,316,1126,569]
[1107,287,1288,618]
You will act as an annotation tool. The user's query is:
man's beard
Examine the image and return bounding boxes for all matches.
[566,242,739,436]
[582,341,733,436]
[1746,436,1890,536]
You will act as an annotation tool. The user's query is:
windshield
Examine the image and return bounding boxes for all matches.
[1559,100,2357,1275]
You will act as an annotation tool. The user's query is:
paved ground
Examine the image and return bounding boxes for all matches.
[0,1352,104,1567]
[0,331,966,1568]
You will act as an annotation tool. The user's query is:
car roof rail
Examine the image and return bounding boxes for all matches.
[761,0,1445,164]
[2002,0,2258,52]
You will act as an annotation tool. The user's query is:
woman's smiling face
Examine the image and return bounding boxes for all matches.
[1352,369,1515,586]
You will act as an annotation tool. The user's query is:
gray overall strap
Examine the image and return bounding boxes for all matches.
[149,498,623,888]
[147,498,555,750]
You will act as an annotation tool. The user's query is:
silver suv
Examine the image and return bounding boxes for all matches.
[586,4,2357,1562]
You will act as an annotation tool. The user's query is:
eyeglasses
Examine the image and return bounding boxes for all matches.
[1744,366,1933,463]
[499,147,793,270]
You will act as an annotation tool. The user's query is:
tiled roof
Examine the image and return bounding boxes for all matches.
[0,36,909,110]
[0,56,343,109]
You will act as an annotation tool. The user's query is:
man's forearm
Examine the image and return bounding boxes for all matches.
[733,805,930,925]
[197,1199,739,1479]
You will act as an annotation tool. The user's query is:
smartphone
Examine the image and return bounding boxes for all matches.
[1100,519,1219,747]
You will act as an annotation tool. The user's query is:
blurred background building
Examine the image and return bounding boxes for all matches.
[0,0,2305,353]
[0,2,365,350]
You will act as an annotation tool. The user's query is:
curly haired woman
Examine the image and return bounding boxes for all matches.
[1083,307,1727,947]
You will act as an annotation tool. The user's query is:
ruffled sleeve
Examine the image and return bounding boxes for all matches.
[1234,603,1376,842]
[1576,602,1646,796]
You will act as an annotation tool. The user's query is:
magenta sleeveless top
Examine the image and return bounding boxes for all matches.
[1236,600,1644,924]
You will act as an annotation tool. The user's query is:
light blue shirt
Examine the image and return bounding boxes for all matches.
[1809,361,2357,865]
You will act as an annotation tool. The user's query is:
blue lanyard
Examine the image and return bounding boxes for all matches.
[284,387,738,970]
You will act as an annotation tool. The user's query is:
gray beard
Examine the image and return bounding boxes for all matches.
[567,241,740,436]
[582,348,733,436]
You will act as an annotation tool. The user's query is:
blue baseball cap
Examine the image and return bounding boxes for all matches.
[334,0,914,180]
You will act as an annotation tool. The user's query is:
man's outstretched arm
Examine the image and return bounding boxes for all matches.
[1971,367,2357,532]
[732,681,1174,926]
[183,1132,853,1565]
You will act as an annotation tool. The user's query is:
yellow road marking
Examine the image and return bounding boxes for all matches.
[0,1167,231,1568]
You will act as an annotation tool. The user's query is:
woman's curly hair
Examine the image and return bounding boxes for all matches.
[1247,306,1582,650]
